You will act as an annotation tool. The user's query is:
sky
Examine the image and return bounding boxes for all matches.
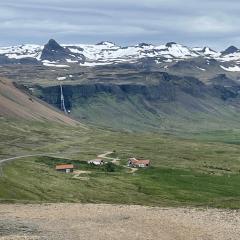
[0,0,239,50]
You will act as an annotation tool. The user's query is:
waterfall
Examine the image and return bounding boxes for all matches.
[60,84,67,114]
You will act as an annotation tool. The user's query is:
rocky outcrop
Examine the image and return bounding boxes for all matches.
[221,46,239,56]
[40,39,85,63]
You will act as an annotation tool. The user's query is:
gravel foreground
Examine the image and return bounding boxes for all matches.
[0,204,239,240]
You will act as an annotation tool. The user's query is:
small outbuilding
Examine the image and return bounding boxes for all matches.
[128,158,150,168]
[88,159,104,166]
[55,164,74,173]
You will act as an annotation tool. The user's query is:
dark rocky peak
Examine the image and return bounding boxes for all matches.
[40,39,67,61]
[45,39,64,51]
[166,42,177,47]
[40,39,86,63]
[221,46,239,55]
[138,43,152,48]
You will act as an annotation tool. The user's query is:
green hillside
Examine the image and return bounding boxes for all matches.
[0,118,240,208]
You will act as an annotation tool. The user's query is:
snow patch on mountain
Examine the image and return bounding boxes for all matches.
[57,77,67,81]
[0,44,42,59]
[196,66,206,71]
[1,40,240,67]
[219,52,240,62]
[43,62,70,68]
[220,65,240,72]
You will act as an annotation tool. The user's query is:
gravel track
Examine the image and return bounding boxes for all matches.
[0,204,239,240]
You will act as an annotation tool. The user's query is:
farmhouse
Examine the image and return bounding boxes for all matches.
[55,164,74,173]
[128,158,150,168]
[88,159,104,166]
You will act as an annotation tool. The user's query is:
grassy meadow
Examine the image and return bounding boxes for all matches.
[0,117,240,208]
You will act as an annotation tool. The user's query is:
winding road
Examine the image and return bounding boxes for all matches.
[97,151,120,164]
[0,153,63,176]
[97,151,137,172]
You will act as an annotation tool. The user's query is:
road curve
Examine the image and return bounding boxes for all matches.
[0,153,54,165]
[0,153,57,176]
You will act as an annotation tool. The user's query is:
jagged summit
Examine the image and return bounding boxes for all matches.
[40,39,85,64]
[221,46,239,55]
[45,39,64,51]
[138,43,152,47]
[166,42,177,47]
[40,39,67,61]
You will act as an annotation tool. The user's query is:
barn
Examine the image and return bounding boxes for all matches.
[55,164,74,173]
[128,158,150,168]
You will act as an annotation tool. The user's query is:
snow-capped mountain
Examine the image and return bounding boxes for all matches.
[0,44,42,59]
[1,39,240,71]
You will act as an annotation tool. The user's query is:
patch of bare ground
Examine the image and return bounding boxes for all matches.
[0,204,239,240]
[72,170,91,180]
[0,78,81,126]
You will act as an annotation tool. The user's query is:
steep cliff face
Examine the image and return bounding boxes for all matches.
[36,72,240,131]
[39,82,177,109]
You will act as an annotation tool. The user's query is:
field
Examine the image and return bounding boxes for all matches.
[0,118,240,208]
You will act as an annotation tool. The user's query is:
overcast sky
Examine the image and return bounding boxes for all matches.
[0,0,239,50]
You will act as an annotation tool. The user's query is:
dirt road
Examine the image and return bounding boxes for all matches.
[0,154,53,177]
[0,204,239,240]
[97,151,119,163]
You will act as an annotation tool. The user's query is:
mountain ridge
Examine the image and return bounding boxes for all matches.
[1,39,240,70]
[1,39,240,132]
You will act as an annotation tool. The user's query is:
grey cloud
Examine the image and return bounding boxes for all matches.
[0,0,240,50]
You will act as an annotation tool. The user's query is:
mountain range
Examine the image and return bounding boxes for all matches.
[1,39,240,71]
[1,39,240,132]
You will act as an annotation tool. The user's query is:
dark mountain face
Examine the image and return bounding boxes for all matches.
[46,39,64,51]
[40,39,85,63]
[165,42,177,47]
[40,39,69,62]
[138,43,152,47]
[221,46,239,55]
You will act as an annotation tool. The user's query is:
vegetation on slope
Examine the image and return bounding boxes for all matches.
[0,118,240,208]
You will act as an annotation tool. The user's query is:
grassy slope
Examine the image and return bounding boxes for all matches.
[0,118,240,208]
[1,156,239,208]
[70,93,240,133]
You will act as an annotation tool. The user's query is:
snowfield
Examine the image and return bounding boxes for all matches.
[1,40,240,67]
[220,65,240,72]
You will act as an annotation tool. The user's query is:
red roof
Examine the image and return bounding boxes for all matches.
[55,164,74,170]
[130,159,150,165]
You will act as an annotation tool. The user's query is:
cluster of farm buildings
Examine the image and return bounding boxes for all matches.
[55,157,150,173]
